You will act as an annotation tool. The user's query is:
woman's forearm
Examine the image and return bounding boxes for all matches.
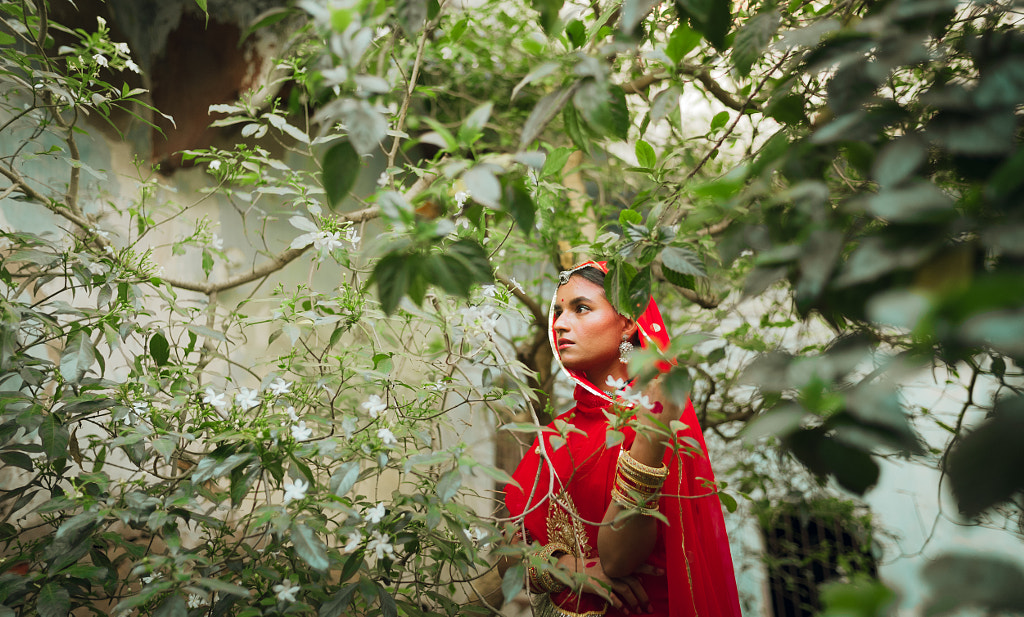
[596,429,665,578]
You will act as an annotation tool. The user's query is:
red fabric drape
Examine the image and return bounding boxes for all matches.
[504,261,741,617]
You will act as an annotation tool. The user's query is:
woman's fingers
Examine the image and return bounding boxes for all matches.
[611,578,640,610]
[620,575,652,613]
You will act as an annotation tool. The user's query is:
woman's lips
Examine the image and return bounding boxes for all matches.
[557,338,574,350]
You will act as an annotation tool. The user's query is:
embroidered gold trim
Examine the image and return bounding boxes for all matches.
[546,490,591,558]
[533,594,608,617]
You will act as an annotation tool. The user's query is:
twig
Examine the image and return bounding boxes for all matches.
[386,4,444,169]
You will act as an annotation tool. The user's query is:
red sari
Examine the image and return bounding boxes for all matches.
[504,262,741,617]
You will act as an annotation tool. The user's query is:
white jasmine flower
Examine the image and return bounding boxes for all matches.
[312,230,343,254]
[273,579,299,603]
[235,387,260,410]
[208,159,222,171]
[508,277,524,293]
[286,406,299,422]
[92,53,108,67]
[365,502,386,524]
[361,394,387,419]
[344,227,361,247]
[344,529,362,551]
[624,391,655,410]
[454,217,470,230]
[377,171,389,187]
[454,190,470,208]
[480,284,497,298]
[187,594,207,609]
[467,525,489,546]
[203,387,227,410]
[87,262,106,276]
[210,233,224,250]
[132,401,148,415]
[367,530,395,560]
[282,478,309,504]
[113,42,130,55]
[377,426,397,446]
[605,376,630,391]
[96,16,107,28]
[268,378,292,396]
[142,572,162,584]
[291,421,313,441]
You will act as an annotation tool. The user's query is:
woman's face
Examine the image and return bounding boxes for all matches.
[552,275,635,384]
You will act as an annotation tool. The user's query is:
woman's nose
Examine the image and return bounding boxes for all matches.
[553,313,568,333]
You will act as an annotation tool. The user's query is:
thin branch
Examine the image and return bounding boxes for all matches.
[386,8,443,170]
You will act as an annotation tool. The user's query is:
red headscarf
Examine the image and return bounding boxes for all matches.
[506,261,741,617]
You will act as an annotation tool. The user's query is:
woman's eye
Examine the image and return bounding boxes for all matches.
[576,305,590,313]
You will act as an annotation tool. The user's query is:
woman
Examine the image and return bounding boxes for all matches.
[504,261,740,617]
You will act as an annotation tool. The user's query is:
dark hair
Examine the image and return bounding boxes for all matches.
[559,266,641,346]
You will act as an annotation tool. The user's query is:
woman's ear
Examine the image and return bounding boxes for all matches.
[621,317,638,340]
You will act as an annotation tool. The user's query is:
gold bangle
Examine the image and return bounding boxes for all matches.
[619,450,668,478]
[616,469,664,491]
[530,542,572,593]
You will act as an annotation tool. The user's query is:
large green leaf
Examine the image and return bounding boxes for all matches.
[573,80,629,141]
[675,0,731,50]
[291,522,330,571]
[373,252,414,315]
[322,141,360,207]
[39,415,69,461]
[60,331,95,383]
[320,583,358,617]
[37,583,70,617]
[733,9,780,76]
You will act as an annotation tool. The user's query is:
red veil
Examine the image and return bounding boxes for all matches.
[505,261,741,617]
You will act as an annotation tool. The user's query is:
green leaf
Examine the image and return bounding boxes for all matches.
[619,209,643,226]
[149,332,170,367]
[60,331,95,383]
[154,593,187,617]
[504,178,537,234]
[622,0,660,32]
[291,522,330,571]
[562,102,590,152]
[436,468,462,503]
[709,110,729,132]
[521,87,573,149]
[197,578,251,597]
[541,146,575,179]
[922,554,1024,616]
[565,19,586,48]
[625,267,652,318]
[37,583,70,617]
[865,182,953,222]
[501,562,526,605]
[732,9,780,76]
[872,135,926,188]
[202,249,214,278]
[193,453,255,483]
[674,0,731,50]
[635,140,656,168]
[573,80,630,141]
[945,396,1024,517]
[39,415,69,461]
[532,0,565,34]
[718,491,737,513]
[458,102,493,146]
[661,246,707,278]
[330,462,360,497]
[322,141,360,207]
[604,260,637,315]
[462,165,501,208]
[0,451,33,471]
[665,23,701,64]
[373,252,413,315]
[320,583,358,617]
[377,585,398,617]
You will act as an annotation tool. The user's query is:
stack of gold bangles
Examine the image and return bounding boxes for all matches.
[527,541,572,593]
[611,450,668,515]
